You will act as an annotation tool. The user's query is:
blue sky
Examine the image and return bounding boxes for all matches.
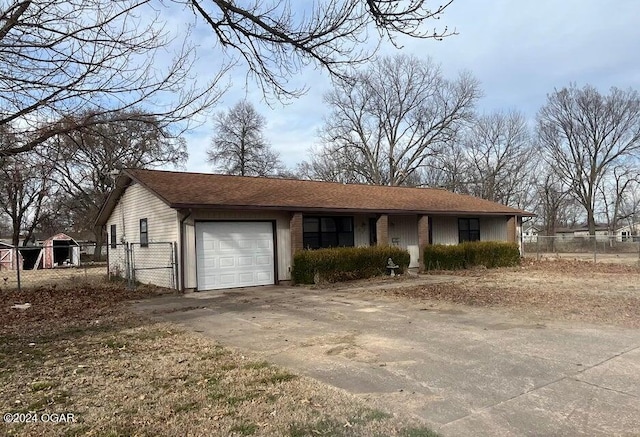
[177,0,640,173]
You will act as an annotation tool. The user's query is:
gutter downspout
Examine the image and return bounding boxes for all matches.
[179,209,192,292]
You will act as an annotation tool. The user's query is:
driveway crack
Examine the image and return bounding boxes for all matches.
[439,343,640,430]
[572,378,639,399]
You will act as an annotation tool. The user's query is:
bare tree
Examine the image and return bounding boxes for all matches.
[420,142,469,192]
[0,0,226,158]
[618,184,640,238]
[303,55,480,186]
[186,0,455,99]
[461,110,537,208]
[537,84,640,235]
[52,110,188,255]
[597,164,639,233]
[0,151,56,246]
[208,101,284,176]
[1,0,456,160]
[533,168,571,237]
[296,146,360,184]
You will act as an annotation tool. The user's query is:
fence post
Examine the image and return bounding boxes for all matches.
[536,236,540,260]
[15,246,21,292]
[106,242,110,281]
[172,242,178,290]
[593,235,597,264]
[128,243,136,289]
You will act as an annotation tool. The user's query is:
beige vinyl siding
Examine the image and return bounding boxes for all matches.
[389,215,419,267]
[182,210,291,289]
[480,216,508,241]
[431,215,510,245]
[388,215,418,247]
[431,216,459,245]
[105,182,178,287]
[354,214,374,247]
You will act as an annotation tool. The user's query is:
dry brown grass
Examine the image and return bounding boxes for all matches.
[1,284,435,436]
[373,259,640,327]
[0,265,106,290]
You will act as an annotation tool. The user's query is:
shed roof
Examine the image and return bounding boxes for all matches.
[96,169,534,226]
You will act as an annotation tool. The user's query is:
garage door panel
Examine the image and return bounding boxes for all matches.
[238,272,255,283]
[256,239,271,249]
[237,256,253,267]
[238,240,254,250]
[219,274,236,286]
[196,222,275,291]
[255,271,271,282]
[255,255,271,265]
[219,240,237,251]
[219,256,235,268]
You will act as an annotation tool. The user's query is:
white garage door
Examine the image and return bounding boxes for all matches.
[196,221,275,291]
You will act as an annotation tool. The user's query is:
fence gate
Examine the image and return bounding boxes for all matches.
[107,242,177,289]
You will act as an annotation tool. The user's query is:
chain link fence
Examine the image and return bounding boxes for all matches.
[107,242,177,289]
[0,243,108,291]
[1,241,177,291]
[523,235,640,264]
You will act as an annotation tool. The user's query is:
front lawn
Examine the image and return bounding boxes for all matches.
[0,284,437,436]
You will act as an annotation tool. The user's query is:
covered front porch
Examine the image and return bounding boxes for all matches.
[290,213,521,270]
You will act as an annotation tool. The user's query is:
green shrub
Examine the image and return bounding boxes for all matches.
[292,246,411,284]
[424,241,520,270]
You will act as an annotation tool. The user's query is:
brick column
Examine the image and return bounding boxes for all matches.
[376,214,389,246]
[290,212,303,254]
[507,215,516,243]
[417,214,430,272]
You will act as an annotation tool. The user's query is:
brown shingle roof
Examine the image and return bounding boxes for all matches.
[121,169,533,216]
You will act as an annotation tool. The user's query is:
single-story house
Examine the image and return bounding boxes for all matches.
[615,222,640,242]
[555,225,610,241]
[522,223,541,243]
[95,169,534,292]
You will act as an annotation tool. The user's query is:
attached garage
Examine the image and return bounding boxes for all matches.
[195,221,275,291]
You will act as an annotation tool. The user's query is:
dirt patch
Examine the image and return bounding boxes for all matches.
[367,259,640,328]
[1,284,435,436]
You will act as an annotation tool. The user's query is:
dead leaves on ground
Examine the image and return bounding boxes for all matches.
[1,284,169,338]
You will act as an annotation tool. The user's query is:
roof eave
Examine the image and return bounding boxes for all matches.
[167,203,535,217]
[94,173,133,228]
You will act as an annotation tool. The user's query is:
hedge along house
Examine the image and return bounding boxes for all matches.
[95,169,534,291]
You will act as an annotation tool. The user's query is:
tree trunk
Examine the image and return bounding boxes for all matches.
[93,227,105,262]
[11,225,20,247]
[587,209,596,236]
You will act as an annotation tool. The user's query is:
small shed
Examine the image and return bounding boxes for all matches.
[42,233,81,268]
[0,242,22,270]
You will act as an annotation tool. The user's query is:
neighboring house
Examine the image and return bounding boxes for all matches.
[95,169,534,292]
[522,223,541,243]
[555,225,610,241]
[615,222,640,242]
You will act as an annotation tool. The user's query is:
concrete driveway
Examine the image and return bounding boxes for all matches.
[133,281,640,436]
